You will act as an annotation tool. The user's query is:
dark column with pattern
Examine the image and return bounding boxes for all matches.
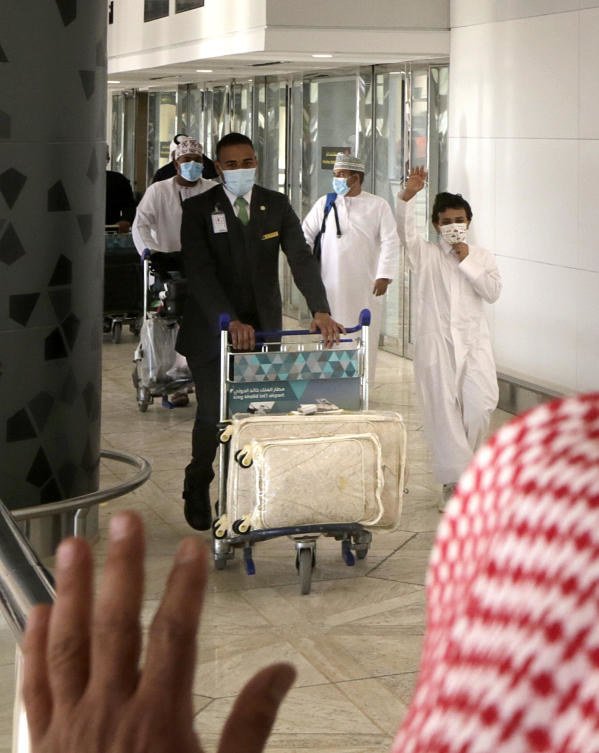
[0,2,105,522]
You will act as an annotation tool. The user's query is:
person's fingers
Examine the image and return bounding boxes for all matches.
[89,513,145,701]
[217,663,296,753]
[138,538,207,706]
[46,537,93,706]
[22,605,53,744]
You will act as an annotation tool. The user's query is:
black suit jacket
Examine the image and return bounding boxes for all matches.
[176,184,330,362]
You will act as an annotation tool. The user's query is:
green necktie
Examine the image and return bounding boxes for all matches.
[234,196,249,226]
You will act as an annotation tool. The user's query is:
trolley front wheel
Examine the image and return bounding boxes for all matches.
[112,321,122,343]
[297,548,314,595]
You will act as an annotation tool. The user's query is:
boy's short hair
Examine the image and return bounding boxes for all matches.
[216,132,254,159]
[432,192,473,223]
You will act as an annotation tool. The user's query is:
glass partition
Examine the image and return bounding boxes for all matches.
[110,93,125,172]
[111,62,448,347]
[147,90,177,182]
[231,81,253,137]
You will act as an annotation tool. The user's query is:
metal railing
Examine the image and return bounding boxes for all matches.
[0,448,151,753]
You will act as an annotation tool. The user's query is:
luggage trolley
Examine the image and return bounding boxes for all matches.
[132,250,194,411]
[104,229,143,343]
[213,310,375,595]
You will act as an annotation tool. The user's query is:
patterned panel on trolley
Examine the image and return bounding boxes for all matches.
[232,349,360,382]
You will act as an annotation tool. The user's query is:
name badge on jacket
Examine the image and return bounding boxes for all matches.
[261,231,279,240]
[212,212,228,234]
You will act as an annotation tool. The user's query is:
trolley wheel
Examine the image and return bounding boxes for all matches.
[232,519,251,535]
[212,520,227,539]
[214,557,227,571]
[137,387,151,412]
[355,546,369,560]
[234,449,253,468]
[341,539,355,567]
[297,548,314,595]
[131,366,139,389]
[112,321,122,343]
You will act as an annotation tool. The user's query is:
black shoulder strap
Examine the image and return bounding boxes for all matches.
[319,192,341,238]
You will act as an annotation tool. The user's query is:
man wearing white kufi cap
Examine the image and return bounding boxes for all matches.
[151,133,218,184]
[132,138,218,260]
[302,152,399,381]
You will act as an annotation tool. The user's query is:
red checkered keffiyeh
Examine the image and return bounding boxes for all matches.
[392,393,599,753]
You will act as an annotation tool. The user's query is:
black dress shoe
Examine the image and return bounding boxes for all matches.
[183,489,212,531]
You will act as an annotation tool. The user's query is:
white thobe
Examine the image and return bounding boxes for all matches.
[397,196,502,484]
[132,176,217,255]
[302,191,399,381]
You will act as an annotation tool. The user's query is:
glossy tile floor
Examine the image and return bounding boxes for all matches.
[0,332,512,753]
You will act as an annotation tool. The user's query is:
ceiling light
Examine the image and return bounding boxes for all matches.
[108,80,121,84]
[312,54,333,58]
[195,68,213,73]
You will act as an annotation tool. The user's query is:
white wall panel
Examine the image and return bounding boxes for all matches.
[575,270,599,391]
[448,25,497,138]
[493,257,578,390]
[579,9,599,139]
[452,0,580,26]
[578,140,599,272]
[450,14,578,139]
[494,139,578,265]
[449,4,596,393]
[496,0,579,21]
[267,0,450,28]
[451,0,496,27]
[447,136,496,251]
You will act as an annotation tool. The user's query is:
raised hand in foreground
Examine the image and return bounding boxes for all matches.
[23,512,296,753]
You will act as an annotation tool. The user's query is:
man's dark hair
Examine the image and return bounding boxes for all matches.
[216,132,254,159]
[173,133,188,144]
[432,192,473,224]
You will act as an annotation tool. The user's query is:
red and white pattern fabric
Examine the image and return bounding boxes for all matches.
[392,393,599,753]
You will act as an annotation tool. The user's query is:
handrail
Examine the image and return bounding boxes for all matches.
[12,449,151,523]
[0,449,150,640]
[0,502,55,643]
[0,448,151,753]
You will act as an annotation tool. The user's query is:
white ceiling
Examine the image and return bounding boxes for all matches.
[107,50,446,91]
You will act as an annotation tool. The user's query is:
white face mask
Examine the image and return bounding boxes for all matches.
[439,223,468,245]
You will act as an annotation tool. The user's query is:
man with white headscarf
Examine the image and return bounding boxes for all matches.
[302,152,399,381]
[132,138,217,261]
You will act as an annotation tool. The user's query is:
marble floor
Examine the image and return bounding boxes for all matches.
[0,331,512,753]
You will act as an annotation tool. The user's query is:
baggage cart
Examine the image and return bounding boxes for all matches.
[131,250,194,411]
[212,310,407,594]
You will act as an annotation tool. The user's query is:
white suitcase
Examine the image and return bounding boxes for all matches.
[222,411,406,531]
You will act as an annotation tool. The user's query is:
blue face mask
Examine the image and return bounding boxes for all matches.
[179,160,203,182]
[223,167,256,197]
[332,176,350,196]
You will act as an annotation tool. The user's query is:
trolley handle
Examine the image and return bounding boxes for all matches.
[218,309,371,338]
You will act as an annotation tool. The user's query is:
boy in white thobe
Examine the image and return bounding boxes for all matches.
[397,167,502,509]
[302,153,399,382]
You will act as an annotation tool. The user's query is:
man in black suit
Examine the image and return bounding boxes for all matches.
[177,132,343,530]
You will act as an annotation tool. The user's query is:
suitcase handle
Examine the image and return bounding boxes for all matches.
[218,308,371,338]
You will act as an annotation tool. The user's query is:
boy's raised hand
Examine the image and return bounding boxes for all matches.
[400,167,428,201]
